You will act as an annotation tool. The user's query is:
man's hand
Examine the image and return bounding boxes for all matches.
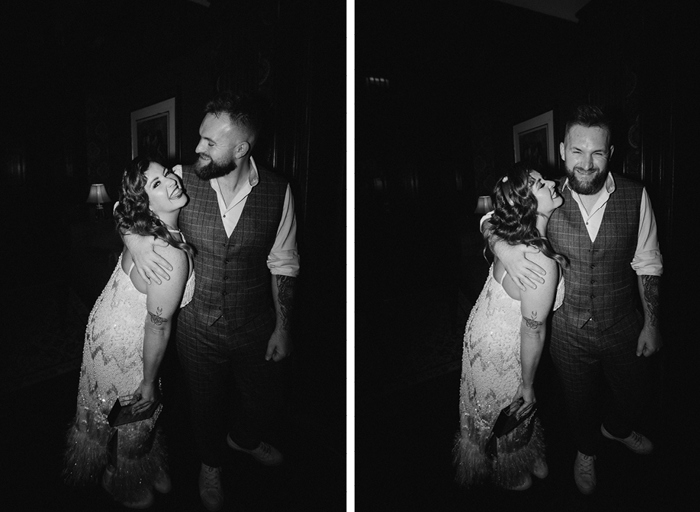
[495,240,546,291]
[124,234,173,284]
[636,325,662,357]
[265,329,291,362]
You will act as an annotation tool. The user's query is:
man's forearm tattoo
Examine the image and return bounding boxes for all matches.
[524,311,543,330]
[275,275,296,330]
[148,306,167,326]
[642,275,660,327]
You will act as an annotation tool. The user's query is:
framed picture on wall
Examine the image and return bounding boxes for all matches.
[513,110,555,169]
[131,98,176,161]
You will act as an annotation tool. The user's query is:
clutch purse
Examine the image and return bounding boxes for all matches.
[107,394,161,427]
[485,398,537,459]
[106,394,161,467]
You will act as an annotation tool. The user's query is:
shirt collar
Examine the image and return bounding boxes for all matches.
[248,156,260,187]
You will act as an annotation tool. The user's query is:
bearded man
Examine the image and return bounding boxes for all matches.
[126,91,299,511]
[485,105,662,495]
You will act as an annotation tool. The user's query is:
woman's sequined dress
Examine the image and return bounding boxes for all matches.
[64,253,194,502]
[454,264,563,488]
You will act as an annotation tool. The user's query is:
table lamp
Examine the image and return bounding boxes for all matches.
[87,183,111,218]
[474,195,493,214]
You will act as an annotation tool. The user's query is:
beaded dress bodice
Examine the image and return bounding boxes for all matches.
[78,253,194,413]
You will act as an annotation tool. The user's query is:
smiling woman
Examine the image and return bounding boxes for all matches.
[454,162,567,491]
[143,164,189,219]
[63,155,195,509]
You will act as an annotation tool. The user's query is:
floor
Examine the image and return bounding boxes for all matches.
[3,361,345,512]
[358,349,694,512]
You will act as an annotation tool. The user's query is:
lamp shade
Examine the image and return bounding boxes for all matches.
[474,195,493,214]
[86,183,111,205]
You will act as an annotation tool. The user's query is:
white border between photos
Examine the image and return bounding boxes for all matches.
[346,1,355,510]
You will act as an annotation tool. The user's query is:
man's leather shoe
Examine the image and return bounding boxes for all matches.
[227,434,283,466]
[601,424,653,454]
[574,451,596,495]
[199,464,223,512]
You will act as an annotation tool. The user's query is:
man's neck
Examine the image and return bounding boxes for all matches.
[216,160,251,205]
[577,187,604,214]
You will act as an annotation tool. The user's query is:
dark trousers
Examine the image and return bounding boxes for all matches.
[549,310,650,456]
[176,306,286,468]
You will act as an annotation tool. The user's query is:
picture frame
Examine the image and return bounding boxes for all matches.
[513,110,555,168]
[130,98,176,161]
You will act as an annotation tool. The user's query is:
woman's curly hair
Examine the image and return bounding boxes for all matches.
[114,156,195,258]
[484,162,568,268]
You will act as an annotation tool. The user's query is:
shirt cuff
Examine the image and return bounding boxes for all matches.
[631,250,663,276]
[267,250,300,277]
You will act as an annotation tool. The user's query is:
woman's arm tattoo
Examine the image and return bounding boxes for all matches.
[148,306,167,326]
[524,311,543,330]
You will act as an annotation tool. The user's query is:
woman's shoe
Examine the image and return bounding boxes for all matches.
[120,488,154,509]
[532,459,549,479]
[102,465,155,508]
[101,465,116,493]
[504,473,532,491]
[153,469,172,494]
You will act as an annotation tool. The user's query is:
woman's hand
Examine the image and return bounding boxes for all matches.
[512,382,536,419]
[131,380,158,414]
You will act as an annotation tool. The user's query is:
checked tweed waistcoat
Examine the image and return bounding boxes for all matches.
[548,174,643,330]
[179,165,288,328]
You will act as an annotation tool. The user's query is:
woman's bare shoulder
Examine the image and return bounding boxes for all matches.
[524,249,558,287]
[524,249,557,270]
[153,243,188,277]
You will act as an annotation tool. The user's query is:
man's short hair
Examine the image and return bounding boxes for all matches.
[204,90,265,136]
[564,104,612,142]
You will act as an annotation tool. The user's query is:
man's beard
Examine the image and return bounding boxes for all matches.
[194,155,237,180]
[565,165,608,195]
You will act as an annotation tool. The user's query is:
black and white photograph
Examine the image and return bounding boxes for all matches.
[356,1,696,511]
[2,0,699,511]
[2,1,345,511]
